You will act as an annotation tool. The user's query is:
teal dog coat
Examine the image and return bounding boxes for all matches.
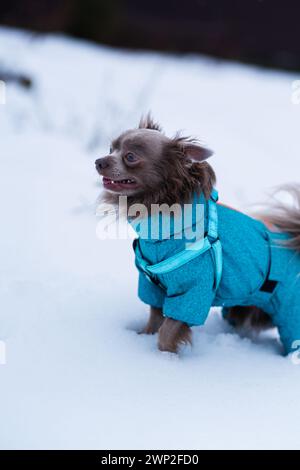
[131,190,300,354]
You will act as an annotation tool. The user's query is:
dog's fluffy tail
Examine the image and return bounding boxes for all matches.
[262,184,300,252]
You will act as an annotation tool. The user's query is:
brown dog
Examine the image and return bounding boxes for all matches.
[95,115,271,353]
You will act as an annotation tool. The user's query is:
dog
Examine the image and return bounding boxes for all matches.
[95,114,300,355]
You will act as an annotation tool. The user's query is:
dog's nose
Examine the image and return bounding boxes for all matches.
[95,157,110,171]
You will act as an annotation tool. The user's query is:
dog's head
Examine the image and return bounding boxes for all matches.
[95,114,215,207]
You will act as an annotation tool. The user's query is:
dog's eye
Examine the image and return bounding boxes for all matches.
[125,153,138,163]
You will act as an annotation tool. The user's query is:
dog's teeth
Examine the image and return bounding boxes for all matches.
[111,178,135,184]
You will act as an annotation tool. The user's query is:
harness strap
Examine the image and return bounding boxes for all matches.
[207,188,219,240]
[210,239,223,290]
[257,231,285,294]
[133,189,223,292]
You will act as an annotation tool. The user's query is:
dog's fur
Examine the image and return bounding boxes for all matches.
[96,114,300,353]
[260,185,300,252]
[98,115,216,211]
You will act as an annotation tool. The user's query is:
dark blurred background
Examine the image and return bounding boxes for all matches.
[0,0,300,71]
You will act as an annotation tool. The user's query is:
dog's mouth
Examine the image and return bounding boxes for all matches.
[102,176,139,191]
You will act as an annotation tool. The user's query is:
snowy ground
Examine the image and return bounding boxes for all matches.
[0,26,300,450]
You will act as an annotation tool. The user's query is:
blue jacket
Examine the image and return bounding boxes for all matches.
[131,192,300,354]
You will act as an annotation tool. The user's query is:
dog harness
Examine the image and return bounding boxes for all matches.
[133,189,223,292]
[131,188,300,354]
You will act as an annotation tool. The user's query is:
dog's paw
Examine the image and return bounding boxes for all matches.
[138,308,165,335]
[138,324,158,335]
[158,318,192,354]
[158,339,179,354]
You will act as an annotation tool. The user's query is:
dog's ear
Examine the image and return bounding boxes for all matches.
[182,142,213,162]
[139,113,162,132]
[172,134,213,162]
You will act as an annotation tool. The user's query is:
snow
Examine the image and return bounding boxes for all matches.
[0,26,300,450]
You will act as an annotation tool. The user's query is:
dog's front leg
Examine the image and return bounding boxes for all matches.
[139,306,165,334]
[158,317,192,353]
